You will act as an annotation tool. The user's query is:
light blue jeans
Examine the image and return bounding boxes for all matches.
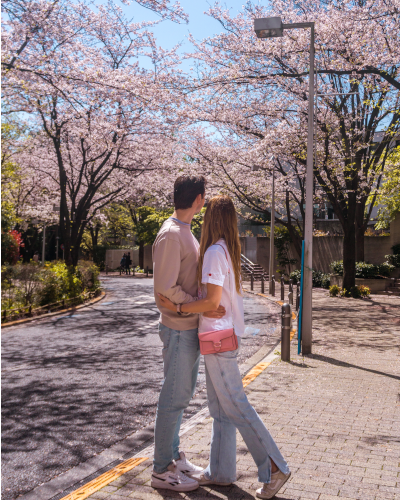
[203,339,290,484]
[153,323,200,473]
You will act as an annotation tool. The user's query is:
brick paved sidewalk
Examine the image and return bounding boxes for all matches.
[89,291,400,500]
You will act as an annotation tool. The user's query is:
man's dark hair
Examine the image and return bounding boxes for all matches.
[174,175,207,210]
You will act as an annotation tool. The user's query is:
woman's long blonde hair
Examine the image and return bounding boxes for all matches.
[198,195,242,293]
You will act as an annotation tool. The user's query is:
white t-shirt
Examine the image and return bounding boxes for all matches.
[198,239,245,337]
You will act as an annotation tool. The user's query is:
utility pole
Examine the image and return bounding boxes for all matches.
[42,223,46,265]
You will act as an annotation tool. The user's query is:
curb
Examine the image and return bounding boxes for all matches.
[243,286,285,307]
[1,291,106,329]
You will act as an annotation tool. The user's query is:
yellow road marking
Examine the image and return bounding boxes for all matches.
[242,362,271,388]
[60,457,148,500]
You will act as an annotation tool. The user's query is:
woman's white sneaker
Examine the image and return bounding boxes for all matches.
[151,462,199,492]
[256,470,291,499]
[191,472,232,486]
[175,451,204,478]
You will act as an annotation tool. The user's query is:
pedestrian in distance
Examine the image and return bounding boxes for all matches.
[32,251,39,263]
[120,253,126,274]
[151,176,226,493]
[158,195,291,499]
[125,252,131,275]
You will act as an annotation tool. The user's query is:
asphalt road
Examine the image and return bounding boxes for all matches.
[1,276,281,500]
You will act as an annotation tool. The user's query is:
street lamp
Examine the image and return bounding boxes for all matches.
[254,16,315,354]
[269,161,275,295]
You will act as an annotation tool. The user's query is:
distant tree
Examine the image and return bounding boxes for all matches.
[375,147,400,229]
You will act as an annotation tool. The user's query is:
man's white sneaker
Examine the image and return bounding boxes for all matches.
[256,470,291,499]
[191,471,232,486]
[175,451,204,478]
[151,462,199,492]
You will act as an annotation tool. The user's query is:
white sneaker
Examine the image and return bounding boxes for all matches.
[175,451,204,478]
[256,470,291,499]
[151,461,199,492]
[191,471,232,486]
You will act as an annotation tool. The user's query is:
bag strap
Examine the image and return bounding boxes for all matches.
[215,244,234,330]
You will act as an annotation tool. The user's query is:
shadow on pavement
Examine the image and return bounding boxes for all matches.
[308,353,400,380]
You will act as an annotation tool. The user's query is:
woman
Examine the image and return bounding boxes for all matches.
[158,195,291,499]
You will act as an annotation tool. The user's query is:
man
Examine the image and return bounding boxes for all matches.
[151,175,225,492]
[125,252,131,275]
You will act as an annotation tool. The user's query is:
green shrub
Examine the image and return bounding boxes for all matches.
[38,262,82,305]
[329,285,341,297]
[358,285,371,297]
[331,285,371,299]
[289,270,301,283]
[377,262,395,277]
[330,259,395,278]
[330,260,344,275]
[340,287,351,297]
[355,262,378,279]
[350,286,361,298]
[289,269,330,288]
[77,261,100,291]
[384,254,400,268]
[313,270,331,288]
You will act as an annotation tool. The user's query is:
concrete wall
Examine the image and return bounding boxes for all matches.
[390,213,400,249]
[105,245,153,271]
[364,236,392,265]
[144,245,153,271]
[105,248,139,269]
[312,236,342,273]
[240,232,398,275]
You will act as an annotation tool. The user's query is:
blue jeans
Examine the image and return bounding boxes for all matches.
[204,339,290,483]
[153,323,200,473]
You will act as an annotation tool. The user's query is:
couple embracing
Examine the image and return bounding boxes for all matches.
[151,175,290,499]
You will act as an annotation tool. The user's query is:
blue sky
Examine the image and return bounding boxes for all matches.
[125,0,253,69]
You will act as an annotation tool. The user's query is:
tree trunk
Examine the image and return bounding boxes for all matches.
[355,225,365,263]
[342,225,356,290]
[139,241,144,269]
[355,203,365,262]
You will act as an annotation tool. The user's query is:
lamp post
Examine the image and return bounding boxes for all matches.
[254,16,314,354]
[269,163,275,294]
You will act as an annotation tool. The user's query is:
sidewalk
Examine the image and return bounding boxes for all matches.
[86,290,400,500]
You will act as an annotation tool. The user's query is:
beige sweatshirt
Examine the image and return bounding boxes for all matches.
[153,218,199,330]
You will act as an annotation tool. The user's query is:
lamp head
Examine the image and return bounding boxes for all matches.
[254,17,283,38]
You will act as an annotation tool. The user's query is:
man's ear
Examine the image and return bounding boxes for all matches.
[194,193,204,206]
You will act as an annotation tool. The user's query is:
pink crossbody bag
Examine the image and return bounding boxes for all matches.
[198,245,238,355]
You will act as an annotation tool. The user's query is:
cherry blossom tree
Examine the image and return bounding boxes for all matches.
[184,0,400,289]
[2,0,188,265]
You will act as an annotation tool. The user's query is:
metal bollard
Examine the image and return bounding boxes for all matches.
[296,284,300,311]
[250,273,254,291]
[271,275,275,296]
[146,266,149,277]
[288,291,293,305]
[261,275,264,294]
[119,266,122,276]
[281,277,285,301]
[106,264,109,275]
[289,279,294,295]
[281,303,291,361]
